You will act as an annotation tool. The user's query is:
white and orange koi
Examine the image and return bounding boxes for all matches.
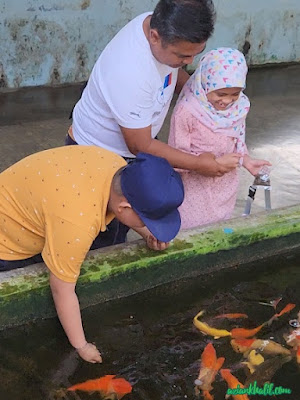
[285,328,300,364]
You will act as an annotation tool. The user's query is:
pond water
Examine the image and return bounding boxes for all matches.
[1,250,300,400]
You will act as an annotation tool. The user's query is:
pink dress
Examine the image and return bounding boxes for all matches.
[168,102,239,230]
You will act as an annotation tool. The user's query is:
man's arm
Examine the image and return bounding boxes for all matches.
[121,125,240,176]
[49,272,102,363]
[175,68,190,95]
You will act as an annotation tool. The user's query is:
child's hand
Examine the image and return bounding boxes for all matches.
[76,342,103,363]
[243,155,272,176]
[196,153,239,177]
[133,226,170,250]
[146,234,169,251]
[215,153,241,173]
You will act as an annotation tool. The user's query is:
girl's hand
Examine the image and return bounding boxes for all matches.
[146,234,169,251]
[243,155,272,176]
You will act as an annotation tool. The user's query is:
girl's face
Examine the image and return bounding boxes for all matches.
[206,87,242,111]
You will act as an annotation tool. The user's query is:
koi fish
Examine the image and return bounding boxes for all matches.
[194,343,225,400]
[284,328,300,347]
[276,303,296,316]
[214,313,248,320]
[220,369,249,400]
[259,296,282,309]
[231,338,291,357]
[266,303,296,326]
[202,392,214,400]
[193,310,231,339]
[242,350,264,374]
[231,325,264,339]
[285,329,300,364]
[67,375,132,399]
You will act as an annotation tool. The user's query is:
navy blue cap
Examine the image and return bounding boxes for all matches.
[121,152,184,242]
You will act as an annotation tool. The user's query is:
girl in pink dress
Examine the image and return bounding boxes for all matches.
[168,48,270,229]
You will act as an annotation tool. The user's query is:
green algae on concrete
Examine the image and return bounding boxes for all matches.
[1,204,300,328]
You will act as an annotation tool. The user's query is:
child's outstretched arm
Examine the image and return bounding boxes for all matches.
[242,154,272,176]
[49,272,102,363]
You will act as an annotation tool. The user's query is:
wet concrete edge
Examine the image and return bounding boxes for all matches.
[1,204,300,329]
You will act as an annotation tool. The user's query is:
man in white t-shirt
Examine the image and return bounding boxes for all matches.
[67,0,241,245]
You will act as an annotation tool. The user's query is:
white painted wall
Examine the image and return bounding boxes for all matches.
[0,0,299,88]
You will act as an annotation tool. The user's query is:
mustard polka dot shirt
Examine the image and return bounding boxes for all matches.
[0,146,126,283]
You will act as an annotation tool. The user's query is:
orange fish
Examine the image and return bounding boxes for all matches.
[202,390,214,400]
[67,375,132,399]
[230,338,256,353]
[194,343,225,400]
[220,369,249,400]
[214,313,248,320]
[231,324,264,339]
[267,303,296,326]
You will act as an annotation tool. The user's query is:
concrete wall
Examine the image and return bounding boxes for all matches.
[209,0,299,67]
[0,0,299,89]
[1,204,300,328]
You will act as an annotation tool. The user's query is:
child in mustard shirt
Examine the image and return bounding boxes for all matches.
[0,146,184,363]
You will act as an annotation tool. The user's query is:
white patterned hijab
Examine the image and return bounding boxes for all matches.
[179,48,250,155]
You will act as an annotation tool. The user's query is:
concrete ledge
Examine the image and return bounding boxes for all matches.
[1,204,300,329]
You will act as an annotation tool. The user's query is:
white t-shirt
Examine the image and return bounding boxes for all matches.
[72,12,178,158]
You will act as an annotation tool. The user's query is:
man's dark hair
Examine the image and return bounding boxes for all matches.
[150,0,216,45]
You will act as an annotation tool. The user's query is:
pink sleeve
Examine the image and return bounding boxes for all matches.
[168,104,192,153]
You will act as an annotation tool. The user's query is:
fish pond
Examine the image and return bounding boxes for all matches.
[1,249,300,400]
